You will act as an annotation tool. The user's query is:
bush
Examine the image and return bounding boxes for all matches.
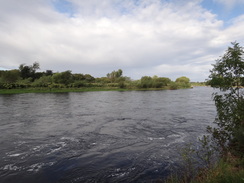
[207,42,244,157]
[169,82,179,90]
[107,83,119,87]
[50,84,65,88]
[72,81,86,88]
[118,81,126,88]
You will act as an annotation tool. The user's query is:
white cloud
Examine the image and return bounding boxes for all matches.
[0,0,243,81]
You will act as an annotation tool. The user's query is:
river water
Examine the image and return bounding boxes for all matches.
[0,87,216,182]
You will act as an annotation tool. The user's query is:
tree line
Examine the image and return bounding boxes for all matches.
[0,64,191,90]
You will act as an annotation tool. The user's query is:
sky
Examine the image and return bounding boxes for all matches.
[0,0,244,81]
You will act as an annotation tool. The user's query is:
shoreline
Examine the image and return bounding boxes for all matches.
[0,86,193,95]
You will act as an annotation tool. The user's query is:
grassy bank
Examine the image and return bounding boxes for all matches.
[0,86,190,94]
[192,156,244,183]
[190,82,206,86]
[0,87,128,94]
[165,155,244,183]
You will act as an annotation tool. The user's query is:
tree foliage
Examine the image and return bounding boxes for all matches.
[0,70,20,83]
[107,69,123,82]
[207,42,244,157]
[52,70,73,86]
[208,42,244,89]
[173,76,191,89]
[0,63,192,90]
[140,76,153,88]
[19,62,40,80]
[139,76,171,88]
[175,76,190,84]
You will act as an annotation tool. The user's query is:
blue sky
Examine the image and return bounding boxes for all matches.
[0,0,244,81]
[52,0,244,22]
[53,0,74,16]
[201,0,244,24]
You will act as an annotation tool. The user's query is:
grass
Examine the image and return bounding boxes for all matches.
[192,156,244,183]
[190,82,206,87]
[165,155,244,183]
[0,86,192,94]
[0,87,129,94]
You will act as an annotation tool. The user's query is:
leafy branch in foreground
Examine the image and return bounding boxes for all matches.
[165,42,244,183]
[207,41,244,157]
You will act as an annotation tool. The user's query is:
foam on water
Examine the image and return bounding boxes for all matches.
[0,87,216,183]
[2,164,20,171]
[7,153,22,157]
[147,137,165,141]
[47,142,67,155]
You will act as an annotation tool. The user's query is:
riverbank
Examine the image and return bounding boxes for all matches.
[165,155,244,183]
[0,86,191,94]
[0,87,125,94]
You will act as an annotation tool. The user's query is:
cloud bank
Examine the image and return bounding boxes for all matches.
[0,0,244,81]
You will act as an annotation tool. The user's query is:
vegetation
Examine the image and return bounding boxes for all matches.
[207,42,244,157]
[166,42,244,183]
[166,153,244,183]
[190,82,206,86]
[1,43,243,182]
[192,155,244,183]
[0,64,191,94]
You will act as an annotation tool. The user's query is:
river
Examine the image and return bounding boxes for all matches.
[0,87,216,182]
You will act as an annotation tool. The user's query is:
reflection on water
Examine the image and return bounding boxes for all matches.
[0,87,216,182]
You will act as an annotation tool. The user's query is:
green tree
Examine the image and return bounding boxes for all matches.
[0,70,21,89]
[0,70,20,83]
[152,76,171,88]
[45,70,53,76]
[95,77,110,83]
[107,69,123,82]
[73,73,85,81]
[19,62,40,80]
[175,76,191,88]
[175,76,190,84]
[19,64,31,79]
[52,70,73,86]
[207,42,244,157]
[116,69,123,78]
[32,62,40,71]
[140,76,153,88]
[33,75,52,87]
[84,74,95,83]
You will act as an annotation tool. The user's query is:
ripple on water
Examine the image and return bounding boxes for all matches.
[1,161,56,173]
[0,87,216,182]
[27,162,55,172]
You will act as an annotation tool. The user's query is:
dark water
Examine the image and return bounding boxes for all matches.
[0,87,216,183]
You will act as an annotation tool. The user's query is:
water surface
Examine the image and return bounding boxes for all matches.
[0,87,216,182]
